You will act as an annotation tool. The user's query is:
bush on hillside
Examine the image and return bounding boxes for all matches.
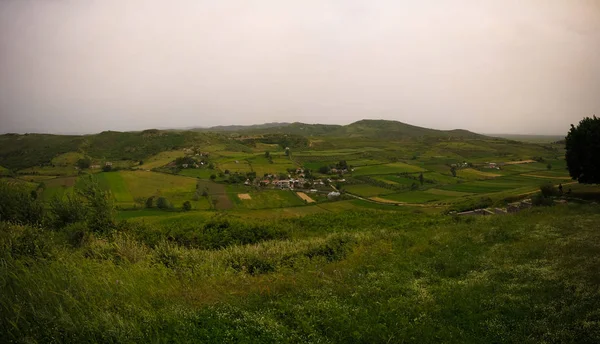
[48,194,88,228]
[76,176,116,234]
[540,183,558,198]
[0,181,44,225]
[531,193,554,207]
[145,196,155,208]
[156,197,172,209]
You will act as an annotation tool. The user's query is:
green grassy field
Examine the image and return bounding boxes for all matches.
[40,176,79,201]
[231,189,305,209]
[5,196,599,342]
[344,184,396,197]
[51,151,85,166]
[137,150,185,170]
[352,162,425,176]
[177,168,216,179]
[376,190,456,203]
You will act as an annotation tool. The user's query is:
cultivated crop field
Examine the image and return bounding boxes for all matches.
[344,184,396,197]
[231,189,305,209]
[352,162,426,176]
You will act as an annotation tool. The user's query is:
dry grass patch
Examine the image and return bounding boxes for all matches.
[238,193,252,200]
[296,192,315,203]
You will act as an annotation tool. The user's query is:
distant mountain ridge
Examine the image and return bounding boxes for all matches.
[0,119,487,170]
[209,119,485,139]
[196,122,293,132]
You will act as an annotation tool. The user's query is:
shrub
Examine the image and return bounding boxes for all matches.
[145,196,155,208]
[48,194,88,228]
[156,197,172,209]
[532,192,554,207]
[182,201,192,211]
[0,181,44,225]
[76,176,116,234]
[540,183,558,198]
[63,222,91,248]
[76,158,91,169]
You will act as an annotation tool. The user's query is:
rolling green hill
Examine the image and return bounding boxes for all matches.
[334,119,486,140]
[205,119,485,140]
[0,130,228,170]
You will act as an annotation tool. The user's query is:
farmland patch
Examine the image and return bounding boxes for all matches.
[352,162,425,176]
[296,192,315,203]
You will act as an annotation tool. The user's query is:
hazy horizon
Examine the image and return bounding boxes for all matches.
[1,0,599,135]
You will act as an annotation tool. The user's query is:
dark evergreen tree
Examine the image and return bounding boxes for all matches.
[565,116,600,183]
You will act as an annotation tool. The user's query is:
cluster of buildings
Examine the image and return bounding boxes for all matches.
[258,177,326,190]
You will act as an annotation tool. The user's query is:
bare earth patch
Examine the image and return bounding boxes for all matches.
[296,192,315,203]
[238,193,252,200]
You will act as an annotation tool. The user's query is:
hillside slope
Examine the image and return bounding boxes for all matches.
[0,130,227,170]
[335,119,486,139]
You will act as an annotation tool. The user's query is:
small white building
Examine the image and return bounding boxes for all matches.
[327,191,341,200]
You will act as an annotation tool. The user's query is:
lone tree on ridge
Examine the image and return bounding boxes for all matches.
[565,116,600,184]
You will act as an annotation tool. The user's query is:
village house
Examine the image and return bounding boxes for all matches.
[275,179,292,189]
[105,162,113,167]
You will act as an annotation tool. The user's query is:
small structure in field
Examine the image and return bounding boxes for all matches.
[457,208,494,216]
[327,191,341,200]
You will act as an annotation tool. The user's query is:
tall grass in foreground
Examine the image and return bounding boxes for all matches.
[1,204,600,343]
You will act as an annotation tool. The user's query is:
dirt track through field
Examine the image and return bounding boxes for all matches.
[370,196,400,204]
[238,193,252,200]
[504,160,536,165]
[296,192,315,203]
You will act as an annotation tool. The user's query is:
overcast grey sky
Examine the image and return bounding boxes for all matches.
[1,0,599,135]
